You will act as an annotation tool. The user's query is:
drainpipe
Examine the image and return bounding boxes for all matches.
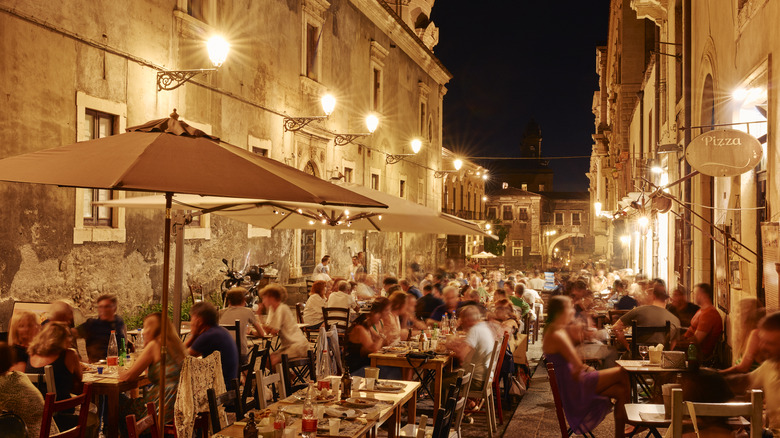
[653,25,662,279]
[683,0,692,289]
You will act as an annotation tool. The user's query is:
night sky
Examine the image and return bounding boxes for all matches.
[430,2,610,192]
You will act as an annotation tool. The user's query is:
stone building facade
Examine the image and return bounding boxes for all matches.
[440,150,488,262]
[590,0,780,364]
[0,0,453,324]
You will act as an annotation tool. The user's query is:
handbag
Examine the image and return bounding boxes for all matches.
[508,375,526,397]
[661,351,686,369]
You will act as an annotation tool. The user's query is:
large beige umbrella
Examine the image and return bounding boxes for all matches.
[0,110,385,432]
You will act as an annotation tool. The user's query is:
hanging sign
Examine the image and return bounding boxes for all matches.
[685,129,763,177]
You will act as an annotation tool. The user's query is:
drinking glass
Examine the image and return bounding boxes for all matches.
[638,345,649,364]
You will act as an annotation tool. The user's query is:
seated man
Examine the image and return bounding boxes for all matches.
[666,285,700,328]
[354,274,377,300]
[415,284,443,320]
[428,286,460,325]
[743,312,780,435]
[219,287,263,364]
[186,302,238,385]
[615,281,638,310]
[327,280,359,313]
[612,283,680,353]
[444,305,495,392]
[381,276,399,297]
[77,294,128,363]
[400,279,422,299]
[509,283,531,317]
[683,283,723,360]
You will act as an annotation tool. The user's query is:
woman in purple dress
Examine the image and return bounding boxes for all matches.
[543,295,631,437]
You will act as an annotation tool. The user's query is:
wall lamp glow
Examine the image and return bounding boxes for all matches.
[157,35,230,91]
[284,94,337,131]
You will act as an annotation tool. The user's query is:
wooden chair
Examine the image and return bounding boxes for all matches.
[0,411,28,438]
[608,309,630,324]
[450,364,475,438]
[125,402,160,438]
[281,351,317,395]
[669,388,763,438]
[207,378,242,434]
[296,302,320,342]
[239,344,260,411]
[40,383,92,438]
[256,363,288,410]
[491,332,510,424]
[464,339,502,438]
[25,364,56,396]
[295,303,306,323]
[322,307,350,332]
[630,320,671,359]
[546,362,596,438]
[220,319,242,375]
[400,383,460,438]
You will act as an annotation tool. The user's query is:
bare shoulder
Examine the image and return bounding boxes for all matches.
[542,328,565,353]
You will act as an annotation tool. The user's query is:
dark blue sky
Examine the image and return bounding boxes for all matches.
[429,2,609,191]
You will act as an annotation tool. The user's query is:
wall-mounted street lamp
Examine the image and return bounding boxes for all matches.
[386,138,422,164]
[283,94,337,132]
[157,36,231,91]
[434,157,463,178]
[334,114,379,146]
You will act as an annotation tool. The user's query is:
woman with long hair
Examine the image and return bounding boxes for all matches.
[119,312,185,424]
[720,298,766,374]
[26,322,82,400]
[8,311,40,371]
[383,291,408,344]
[345,297,390,377]
[302,280,328,328]
[543,296,630,437]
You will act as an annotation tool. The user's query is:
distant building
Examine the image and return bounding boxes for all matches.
[488,120,554,193]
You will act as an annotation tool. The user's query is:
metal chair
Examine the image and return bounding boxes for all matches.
[125,401,160,438]
[206,378,242,434]
[40,383,92,438]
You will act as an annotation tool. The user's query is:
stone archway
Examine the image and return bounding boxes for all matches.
[547,232,585,258]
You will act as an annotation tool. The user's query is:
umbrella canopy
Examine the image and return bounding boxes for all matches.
[0,110,385,208]
[96,187,494,238]
[471,251,498,259]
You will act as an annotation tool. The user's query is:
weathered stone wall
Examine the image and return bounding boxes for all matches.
[0,0,451,328]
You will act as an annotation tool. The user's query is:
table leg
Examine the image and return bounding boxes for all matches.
[432,364,442,420]
[388,406,400,438]
[105,388,120,438]
[370,357,377,368]
[407,387,417,425]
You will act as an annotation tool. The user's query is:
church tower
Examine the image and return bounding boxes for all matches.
[520,119,542,158]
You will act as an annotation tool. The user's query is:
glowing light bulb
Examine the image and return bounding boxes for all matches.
[638,216,649,227]
[411,139,422,154]
[344,210,350,216]
[453,159,463,171]
[378,215,382,220]
[207,36,230,67]
[365,114,379,133]
[297,209,303,214]
[485,224,491,230]
[308,220,315,225]
[321,94,336,116]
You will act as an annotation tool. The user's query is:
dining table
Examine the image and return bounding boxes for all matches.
[616,359,687,403]
[369,348,453,420]
[212,378,421,438]
[81,368,151,438]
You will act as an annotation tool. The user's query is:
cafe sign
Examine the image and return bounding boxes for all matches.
[685,129,763,177]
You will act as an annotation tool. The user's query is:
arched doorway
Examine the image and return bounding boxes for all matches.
[301,160,319,274]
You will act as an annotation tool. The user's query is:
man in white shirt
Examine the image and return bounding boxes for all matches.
[312,255,331,281]
[219,287,263,364]
[327,280,358,312]
[348,255,364,280]
[445,305,496,391]
[355,274,377,299]
[528,270,546,291]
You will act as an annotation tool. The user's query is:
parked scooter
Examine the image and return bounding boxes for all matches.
[219,258,274,306]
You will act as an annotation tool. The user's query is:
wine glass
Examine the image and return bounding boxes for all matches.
[638,345,649,364]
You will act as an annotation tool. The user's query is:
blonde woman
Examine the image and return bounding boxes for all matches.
[26,322,83,402]
[8,311,40,371]
[119,312,184,424]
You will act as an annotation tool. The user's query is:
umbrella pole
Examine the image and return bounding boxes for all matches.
[158,192,172,436]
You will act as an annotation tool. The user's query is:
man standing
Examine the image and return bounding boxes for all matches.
[400,279,422,299]
[666,285,700,328]
[312,255,331,280]
[612,284,680,352]
[349,255,364,280]
[683,283,723,359]
[415,284,444,320]
[186,302,239,385]
[219,288,263,364]
[77,294,128,363]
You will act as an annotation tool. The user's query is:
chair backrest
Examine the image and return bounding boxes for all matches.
[26,364,56,395]
[491,332,510,385]
[670,388,763,438]
[326,325,343,374]
[126,402,160,438]
[40,383,92,438]
[240,344,260,410]
[0,412,28,438]
[431,385,458,438]
[608,309,630,324]
[452,363,475,437]
[545,362,571,438]
[630,320,671,358]
[220,319,242,356]
[280,351,317,395]
[295,303,306,324]
[256,363,288,410]
[322,307,351,332]
[174,352,228,438]
[207,378,242,434]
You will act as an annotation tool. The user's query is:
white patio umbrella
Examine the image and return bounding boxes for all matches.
[471,251,498,259]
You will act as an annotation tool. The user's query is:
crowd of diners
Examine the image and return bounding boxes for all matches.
[543,267,780,437]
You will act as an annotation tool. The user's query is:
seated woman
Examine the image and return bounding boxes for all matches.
[119,312,184,425]
[8,311,40,371]
[720,298,765,374]
[543,296,631,437]
[260,284,310,367]
[26,322,84,431]
[383,291,408,344]
[0,342,58,438]
[488,299,520,340]
[302,280,328,329]
[346,298,396,378]
[400,294,426,332]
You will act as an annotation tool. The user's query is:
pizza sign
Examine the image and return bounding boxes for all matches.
[685,129,763,177]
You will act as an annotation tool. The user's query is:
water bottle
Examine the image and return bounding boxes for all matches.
[687,343,699,372]
[118,338,126,367]
[321,343,332,378]
[301,383,317,438]
[273,410,286,438]
[107,330,118,373]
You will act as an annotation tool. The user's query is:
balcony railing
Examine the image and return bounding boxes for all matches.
[442,209,485,221]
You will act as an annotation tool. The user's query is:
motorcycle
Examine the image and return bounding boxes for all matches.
[219,258,274,307]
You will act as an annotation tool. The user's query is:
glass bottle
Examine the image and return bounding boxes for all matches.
[341,362,352,401]
[273,410,286,438]
[107,330,118,373]
[687,343,699,371]
[243,411,259,438]
[301,383,317,438]
[118,337,126,367]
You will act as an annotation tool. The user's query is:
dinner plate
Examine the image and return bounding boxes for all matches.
[374,381,404,391]
[324,407,360,419]
[280,405,303,416]
[342,397,378,408]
